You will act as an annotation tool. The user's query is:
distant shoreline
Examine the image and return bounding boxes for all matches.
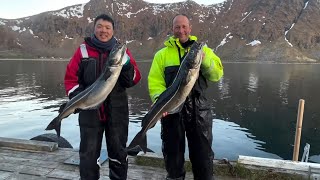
[0,58,70,61]
[0,58,319,64]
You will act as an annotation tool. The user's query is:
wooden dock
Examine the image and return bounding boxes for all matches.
[2,136,320,179]
[0,137,238,180]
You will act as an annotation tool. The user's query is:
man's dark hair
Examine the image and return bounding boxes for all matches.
[94,14,115,28]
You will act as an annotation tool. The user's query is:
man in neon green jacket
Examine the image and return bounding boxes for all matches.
[148,14,223,180]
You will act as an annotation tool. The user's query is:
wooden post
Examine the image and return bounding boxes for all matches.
[292,99,305,161]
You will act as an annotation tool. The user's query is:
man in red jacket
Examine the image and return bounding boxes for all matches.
[64,14,141,180]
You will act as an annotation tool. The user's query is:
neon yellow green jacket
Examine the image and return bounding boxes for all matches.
[148,35,224,102]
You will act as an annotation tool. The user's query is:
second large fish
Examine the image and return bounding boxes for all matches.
[45,42,127,137]
[128,41,205,153]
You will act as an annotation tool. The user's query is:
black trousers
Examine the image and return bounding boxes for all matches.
[161,110,214,180]
[78,110,128,180]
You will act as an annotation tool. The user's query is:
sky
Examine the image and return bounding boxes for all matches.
[0,0,225,19]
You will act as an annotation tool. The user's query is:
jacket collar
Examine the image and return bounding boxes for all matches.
[164,35,198,49]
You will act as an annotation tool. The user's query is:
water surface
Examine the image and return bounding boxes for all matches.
[0,60,319,162]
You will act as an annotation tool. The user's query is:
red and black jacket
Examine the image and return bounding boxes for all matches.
[64,38,141,121]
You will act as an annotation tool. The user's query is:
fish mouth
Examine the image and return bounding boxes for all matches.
[109,43,127,65]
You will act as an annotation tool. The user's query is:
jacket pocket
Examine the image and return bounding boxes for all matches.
[79,58,97,87]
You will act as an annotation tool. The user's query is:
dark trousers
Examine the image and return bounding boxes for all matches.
[161,110,214,180]
[78,110,128,180]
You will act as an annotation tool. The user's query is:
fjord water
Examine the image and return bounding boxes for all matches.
[0,60,319,162]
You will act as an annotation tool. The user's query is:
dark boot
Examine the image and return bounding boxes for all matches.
[166,176,185,180]
[109,158,128,180]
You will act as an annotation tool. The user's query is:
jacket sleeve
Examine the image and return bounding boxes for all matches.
[148,50,167,103]
[201,46,224,82]
[64,47,85,99]
[118,48,141,88]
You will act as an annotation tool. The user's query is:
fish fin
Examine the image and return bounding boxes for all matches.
[127,145,142,156]
[56,122,61,138]
[168,103,184,114]
[84,103,103,110]
[121,52,129,65]
[58,102,67,113]
[45,117,62,137]
[45,117,58,130]
[85,106,99,110]
[127,131,148,155]
[127,135,149,156]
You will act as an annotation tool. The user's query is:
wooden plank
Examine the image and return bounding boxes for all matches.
[0,171,12,179]
[0,162,53,176]
[53,163,78,172]
[64,149,108,166]
[0,137,58,152]
[0,147,74,162]
[4,174,47,180]
[16,165,53,176]
[0,155,60,169]
[238,155,320,173]
[310,166,320,174]
[100,167,110,176]
[0,162,20,172]
[46,169,80,179]
[100,175,111,179]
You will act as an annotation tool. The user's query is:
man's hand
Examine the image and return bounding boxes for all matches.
[201,51,206,63]
[162,112,168,117]
[58,102,81,114]
[58,102,67,113]
[151,100,168,118]
[74,108,81,114]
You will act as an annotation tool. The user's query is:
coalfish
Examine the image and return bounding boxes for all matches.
[45,42,128,137]
[128,41,205,153]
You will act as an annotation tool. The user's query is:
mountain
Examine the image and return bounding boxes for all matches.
[0,0,319,62]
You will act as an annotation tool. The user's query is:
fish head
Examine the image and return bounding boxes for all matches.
[108,42,127,66]
[185,42,205,69]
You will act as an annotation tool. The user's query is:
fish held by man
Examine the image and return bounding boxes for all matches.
[45,42,128,137]
[127,41,205,154]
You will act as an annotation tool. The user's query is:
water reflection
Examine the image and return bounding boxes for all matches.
[247,72,258,93]
[217,77,230,100]
[213,119,281,160]
[213,63,320,161]
[0,60,319,162]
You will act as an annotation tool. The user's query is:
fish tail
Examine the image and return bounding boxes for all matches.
[127,131,148,155]
[45,117,62,137]
[140,133,147,153]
